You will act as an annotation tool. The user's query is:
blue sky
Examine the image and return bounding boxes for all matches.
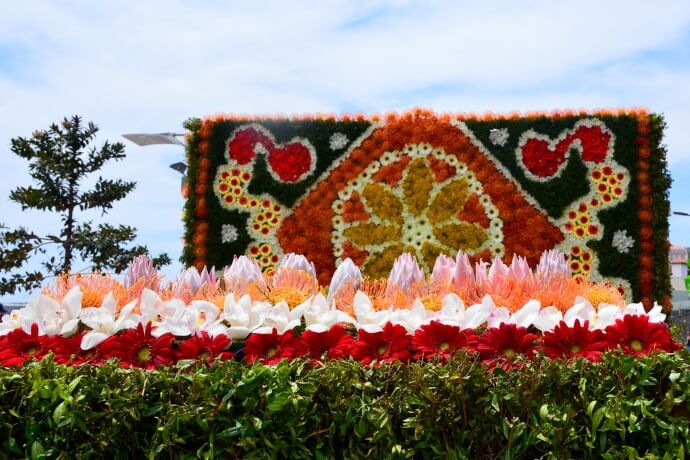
[1,0,690,302]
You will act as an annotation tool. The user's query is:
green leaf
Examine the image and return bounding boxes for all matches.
[52,401,67,425]
[592,407,606,433]
[30,440,45,459]
[539,404,549,419]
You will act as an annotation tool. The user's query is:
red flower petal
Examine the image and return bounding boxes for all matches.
[177,332,233,363]
[542,320,607,362]
[351,323,411,365]
[0,323,49,367]
[604,315,680,356]
[412,321,477,360]
[243,329,303,365]
[299,325,354,361]
[477,323,539,370]
[99,322,176,369]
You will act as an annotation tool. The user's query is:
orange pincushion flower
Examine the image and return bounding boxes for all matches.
[266,268,320,309]
[581,281,626,308]
[43,273,129,309]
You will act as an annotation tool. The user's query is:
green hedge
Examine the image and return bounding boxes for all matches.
[2,352,690,459]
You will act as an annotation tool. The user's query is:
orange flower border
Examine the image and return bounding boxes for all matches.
[182,109,670,309]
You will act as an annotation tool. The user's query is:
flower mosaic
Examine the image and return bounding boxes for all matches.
[331,143,503,278]
[187,109,670,308]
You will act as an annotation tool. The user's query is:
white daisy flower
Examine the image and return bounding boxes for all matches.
[489,128,510,146]
[329,132,349,150]
[221,224,239,244]
[612,229,634,253]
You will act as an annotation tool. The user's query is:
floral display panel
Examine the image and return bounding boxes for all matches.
[182,109,670,307]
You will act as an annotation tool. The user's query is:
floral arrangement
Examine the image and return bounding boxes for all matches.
[182,109,671,310]
[1,253,679,369]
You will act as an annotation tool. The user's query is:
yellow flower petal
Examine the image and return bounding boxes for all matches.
[426,178,471,225]
[362,183,403,225]
[432,222,487,251]
[402,158,433,216]
[344,223,401,246]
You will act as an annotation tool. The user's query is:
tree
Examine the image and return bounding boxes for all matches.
[0,116,170,295]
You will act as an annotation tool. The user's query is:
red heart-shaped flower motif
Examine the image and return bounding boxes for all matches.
[521,138,568,177]
[226,126,315,183]
[267,143,313,183]
[519,122,612,178]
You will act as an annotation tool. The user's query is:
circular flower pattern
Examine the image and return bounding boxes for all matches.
[332,144,503,278]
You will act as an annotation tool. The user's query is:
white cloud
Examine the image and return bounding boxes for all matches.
[1,0,690,301]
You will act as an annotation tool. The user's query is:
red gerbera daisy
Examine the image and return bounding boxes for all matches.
[412,321,478,360]
[477,323,540,370]
[604,314,681,356]
[299,325,354,362]
[0,324,50,367]
[177,332,234,363]
[99,322,176,369]
[351,323,412,365]
[243,329,303,365]
[542,320,608,362]
[46,333,104,366]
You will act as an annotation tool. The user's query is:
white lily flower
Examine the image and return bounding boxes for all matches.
[59,287,83,336]
[564,297,622,330]
[484,297,539,329]
[253,301,301,334]
[303,293,356,332]
[215,293,270,339]
[0,305,34,335]
[139,288,185,326]
[385,299,427,333]
[532,306,563,332]
[20,287,83,336]
[511,300,541,329]
[646,303,666,323]
[80,294,139,350]
[352,291,393,329]
[435,293,493,330]
[153,300,222,338]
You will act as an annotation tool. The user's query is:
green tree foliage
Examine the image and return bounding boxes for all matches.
[0,116,170,295]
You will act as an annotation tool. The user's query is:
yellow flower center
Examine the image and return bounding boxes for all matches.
[439,342,450,351]
[269,287,308,309]
[630,340,644,352]
[503,348,516,359]
[421,295,443,312]
[26,346,38,355]
[137,347,151,363]
[265,347,277,358]
[570,344,581,354]
[377,345,388,356]
[199,351,210,361]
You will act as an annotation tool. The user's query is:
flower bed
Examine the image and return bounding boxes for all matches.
[1,253,687,457]
[182,109,672,308]
[1,252,680,369]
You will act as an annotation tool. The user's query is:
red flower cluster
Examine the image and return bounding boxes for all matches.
[227,127,272,165]
[266,144,313,183]
[226,126,314,183]
[0,316,680,369]
[521,123,611,178]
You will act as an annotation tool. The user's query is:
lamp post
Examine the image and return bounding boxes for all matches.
[122,132,187,193]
